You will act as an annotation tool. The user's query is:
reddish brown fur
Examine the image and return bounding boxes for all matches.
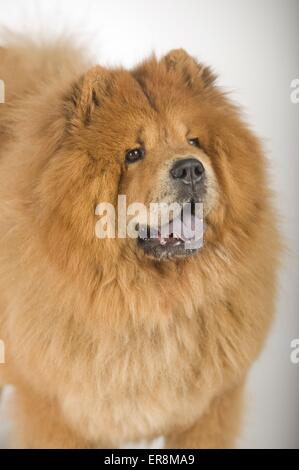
[0,39,280,448]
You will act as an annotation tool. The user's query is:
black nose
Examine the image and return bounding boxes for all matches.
[170,158,205,185]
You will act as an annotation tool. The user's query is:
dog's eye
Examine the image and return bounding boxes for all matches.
[125,147,145,164]
[187,138,201,148]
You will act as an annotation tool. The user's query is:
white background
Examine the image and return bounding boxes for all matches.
[0,0,298,449]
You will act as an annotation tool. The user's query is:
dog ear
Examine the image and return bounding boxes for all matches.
[64,65,110,128]
[162,48,217,90]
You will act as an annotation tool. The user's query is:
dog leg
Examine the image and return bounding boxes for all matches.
[165,383,245,449]
[11,386,93,449]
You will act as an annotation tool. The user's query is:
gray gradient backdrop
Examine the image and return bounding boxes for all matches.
[0,0,298,449]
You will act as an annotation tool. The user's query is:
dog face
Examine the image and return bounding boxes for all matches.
[36,49,265,270]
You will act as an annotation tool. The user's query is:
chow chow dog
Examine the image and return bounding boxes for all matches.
[0,37,280,448]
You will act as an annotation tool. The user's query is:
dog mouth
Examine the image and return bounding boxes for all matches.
[137,203,204,260]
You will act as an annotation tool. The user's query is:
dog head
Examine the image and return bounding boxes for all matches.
[35,49,266,272]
